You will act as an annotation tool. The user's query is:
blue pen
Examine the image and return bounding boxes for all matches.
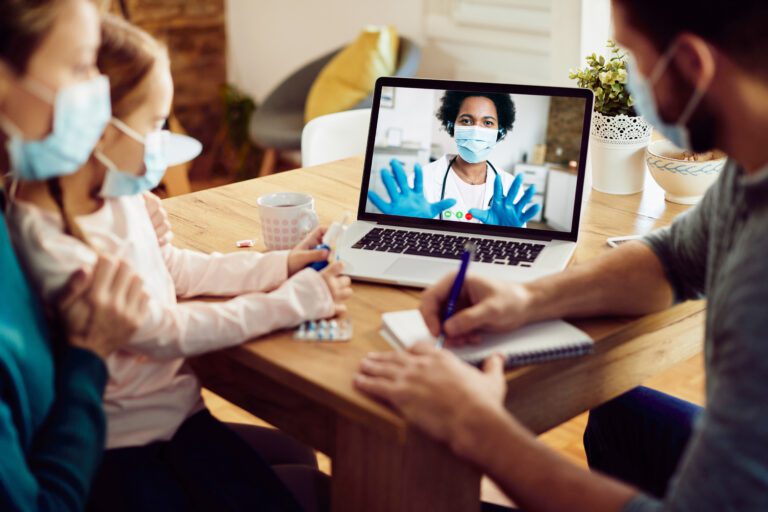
[437,242,476,348]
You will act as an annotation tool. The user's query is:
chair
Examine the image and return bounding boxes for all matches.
[301,109,372,167]
[250,36,420,175]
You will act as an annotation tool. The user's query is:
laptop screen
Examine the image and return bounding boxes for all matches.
[357,78,593,241]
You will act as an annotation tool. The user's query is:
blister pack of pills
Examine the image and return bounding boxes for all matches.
[294,319,353,342]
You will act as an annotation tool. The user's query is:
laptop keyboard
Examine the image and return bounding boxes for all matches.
[350,228,545,266]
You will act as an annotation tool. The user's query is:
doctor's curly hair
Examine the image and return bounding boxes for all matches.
[436,91,516,141]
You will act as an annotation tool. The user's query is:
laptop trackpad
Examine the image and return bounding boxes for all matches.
[384,257,459,281]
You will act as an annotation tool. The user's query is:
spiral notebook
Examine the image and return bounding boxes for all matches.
[380,310,594,367]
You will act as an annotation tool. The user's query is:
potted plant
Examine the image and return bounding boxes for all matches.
[570,41,652,195]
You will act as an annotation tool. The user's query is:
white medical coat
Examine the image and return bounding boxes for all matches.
[422,154,517,223]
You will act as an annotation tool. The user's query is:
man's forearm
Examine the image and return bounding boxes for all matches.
[450,242,671,509]
[523,241,673,324]
[454,404,638,512]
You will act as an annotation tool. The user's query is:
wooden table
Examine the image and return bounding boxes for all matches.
[163,157,705,512]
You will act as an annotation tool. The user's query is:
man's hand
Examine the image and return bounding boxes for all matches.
[355,343,507,454]
[420,272,534,346]
[57,255,149,359]
[143,192,173,246]
[287,226,330,276]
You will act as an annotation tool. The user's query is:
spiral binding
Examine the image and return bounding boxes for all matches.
[466,342,594,368]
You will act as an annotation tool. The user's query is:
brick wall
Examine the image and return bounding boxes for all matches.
[544,97,584,165]
[110,0,227,179]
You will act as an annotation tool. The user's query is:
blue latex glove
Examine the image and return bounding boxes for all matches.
[469,173,541,227]
[368,159,456,219]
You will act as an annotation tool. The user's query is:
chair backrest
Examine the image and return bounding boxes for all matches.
[352,36,422,110]
[262,36,422,113]
[395,37,422,77]
[301,108,372,167]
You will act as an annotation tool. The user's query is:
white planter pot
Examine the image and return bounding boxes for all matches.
[589,112,652,195]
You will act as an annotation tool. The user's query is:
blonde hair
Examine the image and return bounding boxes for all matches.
[52,15,168,244]
[98,14,167,119]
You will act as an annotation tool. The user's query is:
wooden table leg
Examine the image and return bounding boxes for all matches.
[332,419,481,512]
[259,148,278,177]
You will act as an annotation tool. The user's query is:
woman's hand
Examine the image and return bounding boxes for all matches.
[368,159,456,219]
[354,343,507,454]
[57,255,149,359]
[318,261,353,316]
[287,226,330,276]
[143,192,173,246]
[419,272,534,346]
[469,173,540,227]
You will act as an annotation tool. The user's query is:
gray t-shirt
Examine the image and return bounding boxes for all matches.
[625,159,768,511]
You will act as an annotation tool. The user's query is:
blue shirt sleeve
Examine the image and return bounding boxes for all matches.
[0,347,107,511]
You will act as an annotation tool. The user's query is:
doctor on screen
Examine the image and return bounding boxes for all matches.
[367,91,540,227]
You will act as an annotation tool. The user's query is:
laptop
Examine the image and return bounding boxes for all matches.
[337,77,593,288]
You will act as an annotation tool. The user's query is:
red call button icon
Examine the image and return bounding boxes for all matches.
[465,212,473,221]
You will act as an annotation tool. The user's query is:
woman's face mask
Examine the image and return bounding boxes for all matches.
[453,125,500,164]
[95,117,169,197]
[0,74,111,180]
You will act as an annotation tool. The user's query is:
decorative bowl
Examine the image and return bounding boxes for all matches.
[645,140,726,204]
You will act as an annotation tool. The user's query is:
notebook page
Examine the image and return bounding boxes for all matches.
[381,310,437,349]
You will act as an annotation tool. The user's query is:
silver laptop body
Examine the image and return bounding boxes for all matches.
[337,77,593,288]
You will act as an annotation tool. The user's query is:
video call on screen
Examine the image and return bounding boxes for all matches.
[364,87,586,233]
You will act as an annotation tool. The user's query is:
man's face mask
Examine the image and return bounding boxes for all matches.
[95,118,170,198]
[0,74,111,180]
[626,42,714,151]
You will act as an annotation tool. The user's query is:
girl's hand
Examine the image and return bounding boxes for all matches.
[288,226,329,276]
[143,192,173,246]
[318,261,353,316]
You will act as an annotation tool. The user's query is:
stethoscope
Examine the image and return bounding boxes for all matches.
[440,156,499,216]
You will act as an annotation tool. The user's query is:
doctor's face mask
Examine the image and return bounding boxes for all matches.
[453,125,500,164]
[449,95,506,163]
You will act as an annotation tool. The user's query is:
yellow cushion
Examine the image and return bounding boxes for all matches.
[304,26,399,123]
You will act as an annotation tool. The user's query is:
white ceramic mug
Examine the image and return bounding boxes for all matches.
[257,192,319,250]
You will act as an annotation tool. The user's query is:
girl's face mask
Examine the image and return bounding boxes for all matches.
[0,74,111,180]
[95,117,169,197]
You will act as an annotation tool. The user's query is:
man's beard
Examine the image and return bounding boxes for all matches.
[668,63,719,153]
[687,96,719,153]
